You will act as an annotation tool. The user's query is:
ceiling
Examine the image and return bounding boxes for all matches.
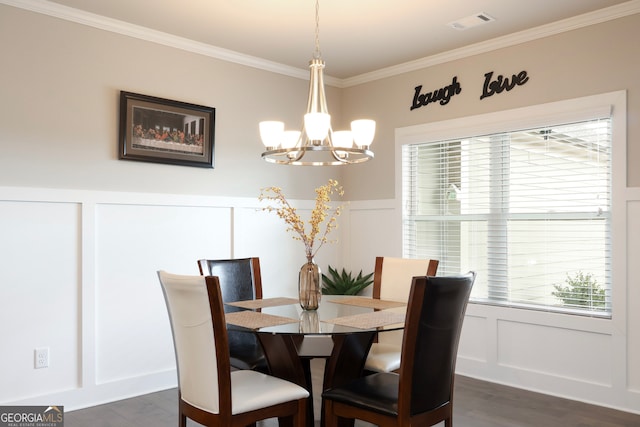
[22,0,639,80]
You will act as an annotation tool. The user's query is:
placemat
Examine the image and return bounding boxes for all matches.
[324,311,406,330]
[226,297,298,309]
[331,297,406,310]
[225,311,298,330]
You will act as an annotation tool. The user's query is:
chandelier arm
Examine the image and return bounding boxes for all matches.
[306,59,328,115]
[326,130,349,163]
[330,149,348,163]
[262,145,374,165]
[317,63,329,113]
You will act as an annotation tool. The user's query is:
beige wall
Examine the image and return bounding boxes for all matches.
[0,5,344,200]
[341,13,640,200]
[3,6,636,200]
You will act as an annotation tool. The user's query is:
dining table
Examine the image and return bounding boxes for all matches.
[223,295,407,427]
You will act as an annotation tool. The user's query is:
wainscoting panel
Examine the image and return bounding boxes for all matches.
[458,314,489,363]
[2,187,639,415]
[628,199,640,393]
[496,319,613,386]
[0,200,81,402]
[94,203,232,384]
[345,201,399,284]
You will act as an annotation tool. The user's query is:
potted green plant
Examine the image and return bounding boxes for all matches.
[321,265,374,295]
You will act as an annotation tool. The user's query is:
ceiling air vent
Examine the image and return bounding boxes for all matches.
[448,12,495,31]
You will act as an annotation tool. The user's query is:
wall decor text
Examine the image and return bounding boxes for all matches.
[480,70,529,100]
[410,76,462,111]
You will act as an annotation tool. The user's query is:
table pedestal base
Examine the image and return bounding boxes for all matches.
[258,332,375,427]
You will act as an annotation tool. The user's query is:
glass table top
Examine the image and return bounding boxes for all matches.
[225,295,407,335]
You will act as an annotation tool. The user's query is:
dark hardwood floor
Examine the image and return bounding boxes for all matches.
[65,360,640,427]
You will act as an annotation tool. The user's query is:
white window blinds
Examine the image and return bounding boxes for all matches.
[402,118,612,316]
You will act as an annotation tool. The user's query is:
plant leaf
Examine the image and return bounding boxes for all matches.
[321,265,374,295]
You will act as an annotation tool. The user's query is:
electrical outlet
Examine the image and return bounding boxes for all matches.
[34,347,49,369]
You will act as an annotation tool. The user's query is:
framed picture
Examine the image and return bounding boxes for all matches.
[119,91,215,168]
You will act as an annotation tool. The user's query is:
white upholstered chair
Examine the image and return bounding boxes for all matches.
[157,271,308,427]
[364,256,439,373]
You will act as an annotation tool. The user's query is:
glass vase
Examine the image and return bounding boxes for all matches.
[298,258,321,310]
[299,310,320,333]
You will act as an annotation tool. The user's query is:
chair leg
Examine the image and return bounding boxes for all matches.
[178,410,186,427]
[279,398,307,427]
[444,416,452,427]
[297,398,308,427]
[323,400,337,427]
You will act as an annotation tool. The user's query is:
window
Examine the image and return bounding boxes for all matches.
[400,100,617,317]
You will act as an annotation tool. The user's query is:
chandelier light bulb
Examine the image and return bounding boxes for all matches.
[259,121,284,148]
[332,130,353,158]
[351,119,376,148]
[281,130,301,149]
[304,113,331,141]
[282,130,301,159]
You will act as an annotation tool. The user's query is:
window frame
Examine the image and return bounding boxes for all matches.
[395,91,627,317]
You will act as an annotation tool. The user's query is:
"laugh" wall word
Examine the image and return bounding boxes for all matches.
[410,76,462,110]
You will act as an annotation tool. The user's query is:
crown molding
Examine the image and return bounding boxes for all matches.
[3,0,639,88]
[0,0,321,83]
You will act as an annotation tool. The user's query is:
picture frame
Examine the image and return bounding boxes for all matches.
[119,91,215,168]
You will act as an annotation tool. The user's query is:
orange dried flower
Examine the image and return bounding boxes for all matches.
[259,179,345,259]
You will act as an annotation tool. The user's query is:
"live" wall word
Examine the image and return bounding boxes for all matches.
[480,70,529,100]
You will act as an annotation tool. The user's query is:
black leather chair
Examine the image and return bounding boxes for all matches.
[322,272,476,427]
[197,258,269,373]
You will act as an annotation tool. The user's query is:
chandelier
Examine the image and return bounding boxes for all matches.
[259,0,375,166]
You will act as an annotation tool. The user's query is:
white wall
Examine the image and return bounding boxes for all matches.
[2,185,638,414]
[0,186,341,409]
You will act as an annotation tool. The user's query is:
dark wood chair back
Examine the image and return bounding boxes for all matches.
[198,258,263,303]
[399,273,476,422]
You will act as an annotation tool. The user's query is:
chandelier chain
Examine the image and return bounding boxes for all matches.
[314,0,321,59]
